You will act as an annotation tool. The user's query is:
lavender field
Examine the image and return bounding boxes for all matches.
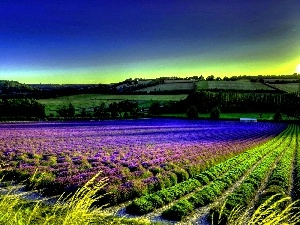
[0,119,286,206]
[0,119,286,194]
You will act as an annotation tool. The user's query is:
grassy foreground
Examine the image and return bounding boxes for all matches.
[0,173,155,225]
[1,173,299,224]
[216,194,300,225]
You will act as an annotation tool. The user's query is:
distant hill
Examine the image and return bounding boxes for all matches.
[118,75,300,94]
[0,74,299,98]
[0,80,36,98]
[0,80,33,91]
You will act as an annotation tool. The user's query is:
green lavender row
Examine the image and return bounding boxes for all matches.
[126,126,289,215]
[293,125,300,200]
[162,125,293,221]
[209,125,297,224]
[126,152,247,215]
[257,125,297,207]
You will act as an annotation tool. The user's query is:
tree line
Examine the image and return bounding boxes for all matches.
[56,100,141,119]
[0,98,45,120]
[54,91,300,121]
[153,91,300,118]
[1,91,299,121]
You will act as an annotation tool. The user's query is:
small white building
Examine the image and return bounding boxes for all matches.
[240,118,257,122]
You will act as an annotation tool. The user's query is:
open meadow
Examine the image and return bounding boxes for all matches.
[268,83,300,93]
[196,80,275,91]
[0,119,299,224]
[136,81,195,93]
[161,112,294,121]
[37,94,188,116]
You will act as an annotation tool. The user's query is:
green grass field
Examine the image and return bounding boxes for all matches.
[136,82,194,92]
[268,83,300,93]
[37,94,188,116]
[161,112,296,120]
[196,80,275,91]
[37,93,298,120]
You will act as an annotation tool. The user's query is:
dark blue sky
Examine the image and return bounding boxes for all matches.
[0,1,299,83]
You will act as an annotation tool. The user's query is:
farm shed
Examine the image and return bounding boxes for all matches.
[240,118,257,122]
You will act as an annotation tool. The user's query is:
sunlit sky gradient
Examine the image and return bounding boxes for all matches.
[0,1,300,84]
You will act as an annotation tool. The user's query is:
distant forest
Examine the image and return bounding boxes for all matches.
[172,91,300,117]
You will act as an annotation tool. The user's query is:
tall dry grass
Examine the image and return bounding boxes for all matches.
[214,194,300,225]
[0,172,152,225]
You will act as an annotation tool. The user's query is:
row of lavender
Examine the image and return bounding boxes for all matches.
[0,119,287,205]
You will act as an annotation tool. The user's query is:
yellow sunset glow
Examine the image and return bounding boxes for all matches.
[297,64,300,73]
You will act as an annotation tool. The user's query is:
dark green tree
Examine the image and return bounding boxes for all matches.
[68,103,75,117]
[118,100,139,118]
[108,102,119,118]
[206,75,215,81]
[123,111,129,118]
[210,107,221,119]
[94,102,109,119]
[273,110,282,121]
[57,105,68,117]
[187,106,198,119]
[57,103,75,117]
[149,102,161,115]
[80,108,88,117]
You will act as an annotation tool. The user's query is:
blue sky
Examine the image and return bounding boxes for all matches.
[0,0,299,83]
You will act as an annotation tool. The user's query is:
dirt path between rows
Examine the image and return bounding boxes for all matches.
[241,145,288,222]
[0,182,58,205]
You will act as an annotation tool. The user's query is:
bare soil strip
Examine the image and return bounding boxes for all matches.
[0,183,58,205]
